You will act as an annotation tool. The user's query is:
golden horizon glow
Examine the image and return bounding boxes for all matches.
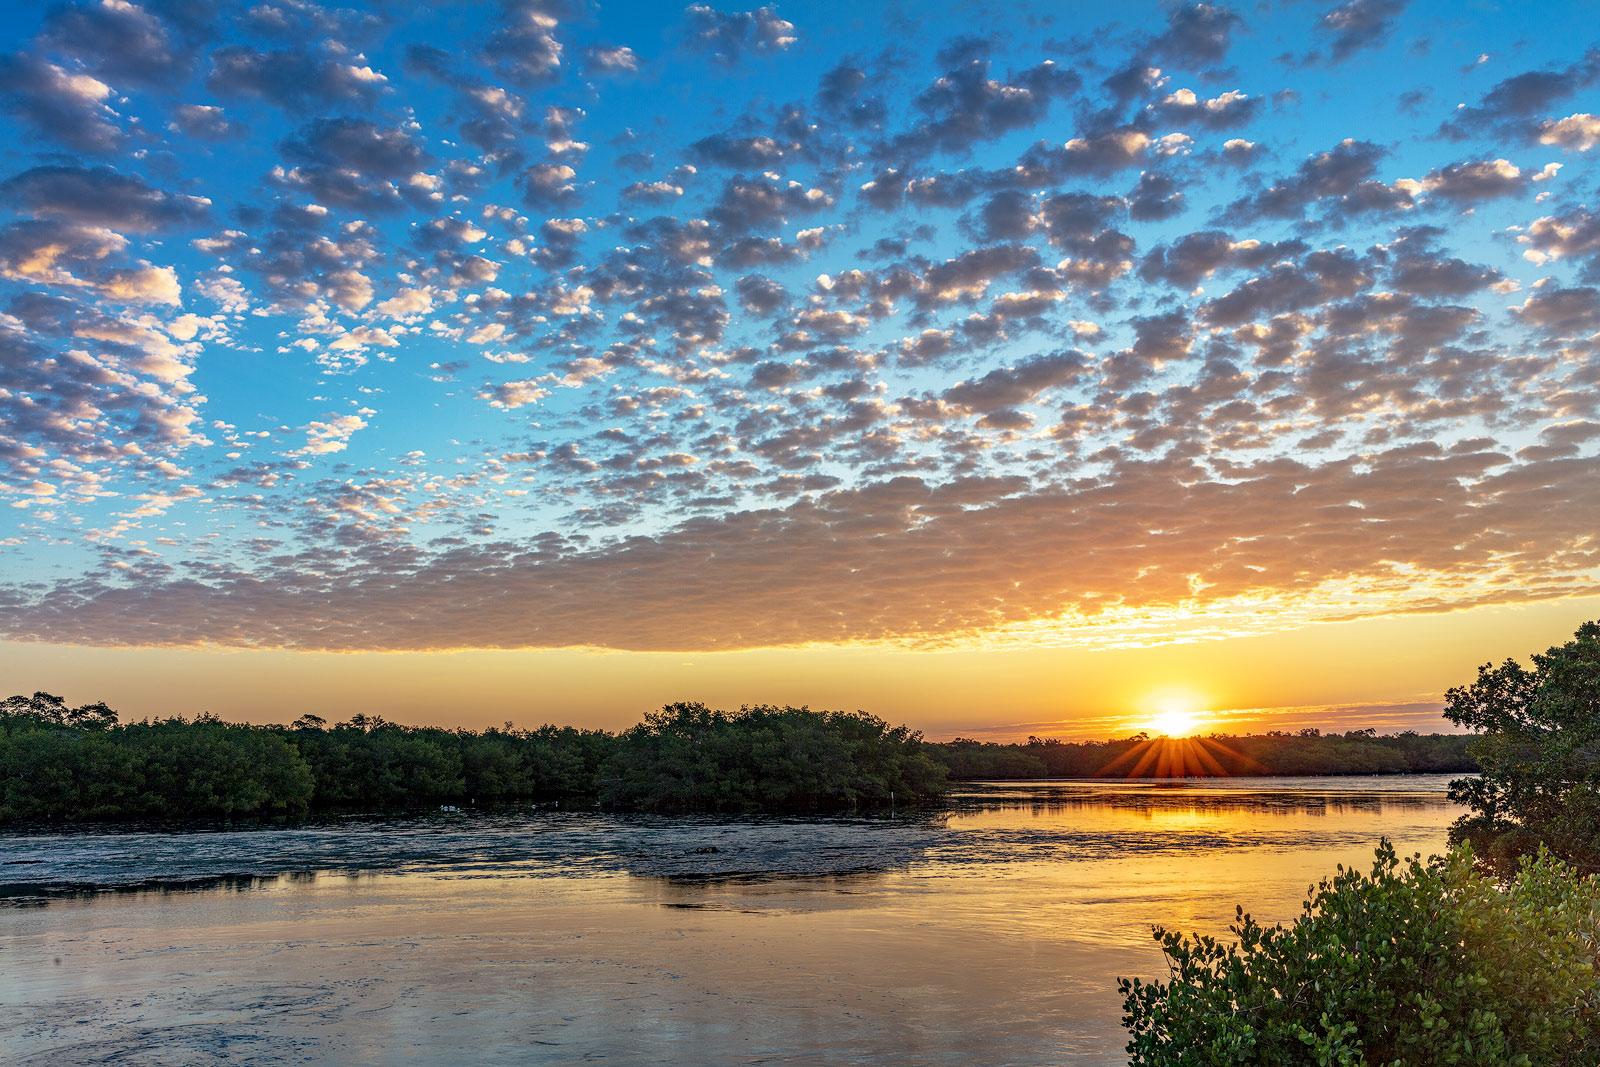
[1137,689,1211,737]
[2,597,1596,740]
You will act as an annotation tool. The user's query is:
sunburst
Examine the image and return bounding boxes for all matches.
[1147,708,1202,738]
[1095,691,1261,778]
[1139,690,1210,737]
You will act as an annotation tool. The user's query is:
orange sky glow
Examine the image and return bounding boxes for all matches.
[6,595,1595,740]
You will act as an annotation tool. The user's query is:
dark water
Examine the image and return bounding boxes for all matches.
[0,776,1464,1065]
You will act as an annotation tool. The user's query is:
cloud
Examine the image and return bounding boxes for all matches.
[483,1,565,83]
[1223,138,1413,222]
[708,175,832,234]
[1519,208,1600,275]
[1385,247,1501,296]
[735,273,787,312]
[0,0,1597,665]
[0,53,121,152]
[40,0,191,85]
[518,162,579,206]
[169,103,247,140]
[292,414,369,456]
[1538,113,1600,151]
[6,445,1598,652]
[1139,231,1306,289]
[941,350,1087,414]
[1441,54,1600,141]
[207,44,388,113]
[271,118,434,213]
[1398,158,1555,203]
[583,44,639,74]
[1315,0,1409,63]
[1145,3,1242,68]
[817,60,887,129]
[693,132,790,169]
[622,178,686,203]
[1512,286,1600,335]
[1152,87,1259,129]
[0,295,209,503]
[1017,126,1154,180]
[480,379,552,409]
[915,244,1041,310]
[1200,249,1371,326]
[684,5,797,64]
[884,58,1081,160]
[282,117,429,177]
[1,166,210,233]
[1127,172,1186,221]
[0,219,181,305]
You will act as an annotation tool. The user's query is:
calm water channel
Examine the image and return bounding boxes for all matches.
[0,776,1464,1065]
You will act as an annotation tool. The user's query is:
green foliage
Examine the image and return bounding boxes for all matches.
[287,718,465,808]
[0,694,938,821]
[1120,841,1600,1066]
[0,726,137,820]
[928,731,1476,780]
[4,687,1475,825]
[0,692,616,822]
[599,701,948,812]
[1445,620,1600,874]
[0,698,313,821]
[934,737,1049,778]
[282,717,613,808]
[121,716,315,818]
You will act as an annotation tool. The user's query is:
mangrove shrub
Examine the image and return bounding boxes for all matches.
[1120,841,1600,1066]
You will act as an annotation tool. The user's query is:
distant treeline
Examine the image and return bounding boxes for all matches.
[0,693,945,822]
[930,729,1477,780]
[0,691,1475,823]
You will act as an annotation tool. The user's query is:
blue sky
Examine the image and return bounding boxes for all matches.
[1,0,1598,682]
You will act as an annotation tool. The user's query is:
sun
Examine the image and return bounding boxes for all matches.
[1139,690,1210,737]
[1147,708,1202,738]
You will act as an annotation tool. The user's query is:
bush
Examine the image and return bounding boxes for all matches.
[1119,841,1600,1066]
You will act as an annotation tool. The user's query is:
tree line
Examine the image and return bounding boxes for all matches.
[931,728,1477,780]
[0,696,945,822]
[1,689,1485,823]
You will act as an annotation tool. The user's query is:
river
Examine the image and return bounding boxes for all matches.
[0,775,1464,1065]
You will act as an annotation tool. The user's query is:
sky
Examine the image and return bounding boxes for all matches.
[1,0,1598,739]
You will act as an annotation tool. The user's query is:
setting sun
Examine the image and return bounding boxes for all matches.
[1139,691,1211,737]
[1147,709,1203,738]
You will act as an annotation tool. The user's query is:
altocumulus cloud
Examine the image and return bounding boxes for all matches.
[0,0,1597,653]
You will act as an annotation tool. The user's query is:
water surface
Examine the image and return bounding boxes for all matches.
[0,775,1464,1065]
